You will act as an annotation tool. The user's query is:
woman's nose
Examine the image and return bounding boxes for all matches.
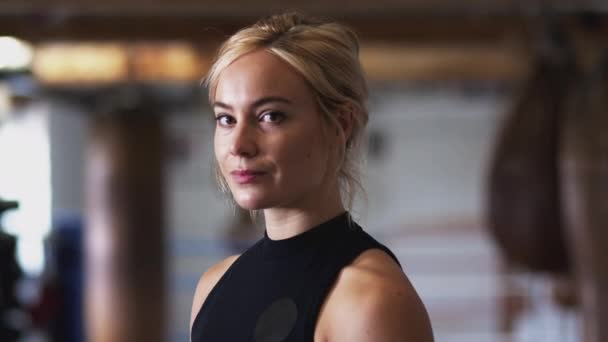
[229,122,258,158]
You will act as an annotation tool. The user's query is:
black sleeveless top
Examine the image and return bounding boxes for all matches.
[191,212,400,342]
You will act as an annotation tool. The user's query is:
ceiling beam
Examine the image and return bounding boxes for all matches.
[0,13,539,43]
[1,0,607,16]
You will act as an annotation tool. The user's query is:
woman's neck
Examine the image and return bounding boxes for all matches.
[263,188,345,241]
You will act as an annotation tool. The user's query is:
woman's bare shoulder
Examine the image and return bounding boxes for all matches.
[319,249,434,342]
[189,254,240,330]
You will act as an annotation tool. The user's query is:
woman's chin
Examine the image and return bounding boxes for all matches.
[233,192,270,210]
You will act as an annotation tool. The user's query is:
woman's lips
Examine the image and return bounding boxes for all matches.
[230,170,265,184]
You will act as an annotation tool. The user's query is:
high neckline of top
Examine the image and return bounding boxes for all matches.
[259,211,352,259]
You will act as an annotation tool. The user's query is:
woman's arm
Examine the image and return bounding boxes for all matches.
[321,249,434,342]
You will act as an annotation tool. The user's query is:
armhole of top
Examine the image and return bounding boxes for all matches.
[375,244,402,268]
[304,240,398,340]
[359,229,402,268]
[191,252,244,334]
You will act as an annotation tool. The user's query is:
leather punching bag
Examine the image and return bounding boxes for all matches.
[487,39,575,274]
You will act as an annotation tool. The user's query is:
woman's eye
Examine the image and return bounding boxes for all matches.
[215,115,235,126]
[260,112,285,124]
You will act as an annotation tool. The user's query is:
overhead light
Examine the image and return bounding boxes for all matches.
[0,37,34,71]
[131,42,207,82]
[33,42,209,85]
[33,43,129,84]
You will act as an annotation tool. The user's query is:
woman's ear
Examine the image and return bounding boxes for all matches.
[336,104,355,145]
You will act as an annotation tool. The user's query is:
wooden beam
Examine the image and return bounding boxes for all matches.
[1,11,607,45]
[1,0,607,16]
[0,13,533,43]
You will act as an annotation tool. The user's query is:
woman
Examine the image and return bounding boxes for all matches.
[190,12,433,342]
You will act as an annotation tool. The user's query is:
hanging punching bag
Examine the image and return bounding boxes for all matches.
[487,31,575,274]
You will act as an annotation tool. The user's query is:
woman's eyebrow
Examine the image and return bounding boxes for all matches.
[212,96,292,110]
[251,96,292,108]
[212,101,232,110]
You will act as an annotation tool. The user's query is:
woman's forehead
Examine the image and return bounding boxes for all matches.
[213,50,314,108]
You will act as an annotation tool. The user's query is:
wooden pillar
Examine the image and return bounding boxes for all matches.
[561,61,608,342]
[85,109,166,342]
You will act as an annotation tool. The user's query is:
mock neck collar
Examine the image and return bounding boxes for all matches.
[260,211,352,259]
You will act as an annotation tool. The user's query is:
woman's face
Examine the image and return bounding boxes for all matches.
[213,50,336,210]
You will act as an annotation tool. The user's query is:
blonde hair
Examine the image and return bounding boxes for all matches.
[205,12,369,210]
